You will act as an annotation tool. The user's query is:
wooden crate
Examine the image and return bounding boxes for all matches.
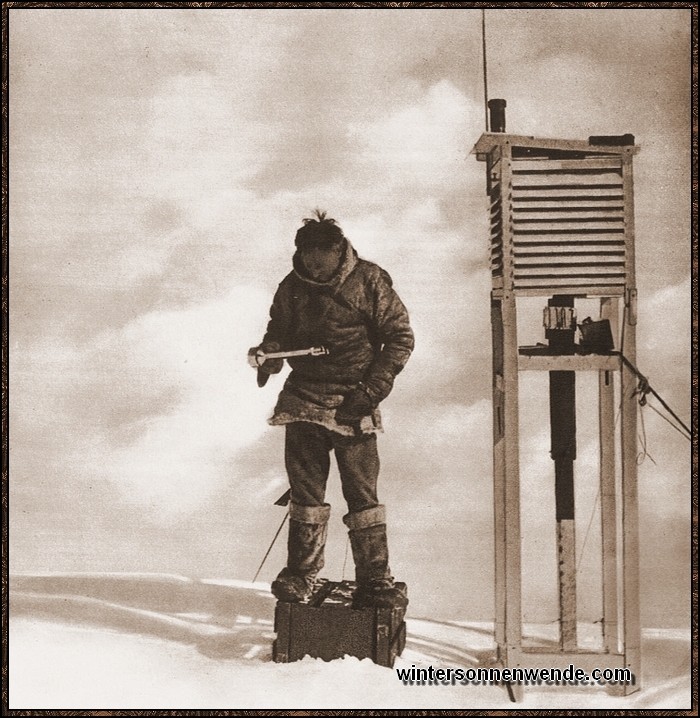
[272,580,407,668]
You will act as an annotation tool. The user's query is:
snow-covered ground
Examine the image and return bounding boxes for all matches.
[9,573,691,710]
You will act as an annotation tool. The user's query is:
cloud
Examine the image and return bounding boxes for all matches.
[12,284,278,519]
[350,80,477,191]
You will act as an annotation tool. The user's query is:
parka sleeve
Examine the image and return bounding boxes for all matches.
[262,280,293,349]
[361,269,415,404]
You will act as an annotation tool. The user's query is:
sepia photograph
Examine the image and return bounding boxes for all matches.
[6,3,695,711]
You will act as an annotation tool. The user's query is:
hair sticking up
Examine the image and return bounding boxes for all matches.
[303,208,335,225]
[295,209,347,249]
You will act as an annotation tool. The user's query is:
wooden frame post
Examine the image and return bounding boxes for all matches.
[599,297,619,655]
[620,153,641,692]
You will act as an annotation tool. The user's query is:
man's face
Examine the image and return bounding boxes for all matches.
[300,243,343,282]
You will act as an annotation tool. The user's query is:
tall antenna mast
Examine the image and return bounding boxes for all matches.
[482,9,489,131]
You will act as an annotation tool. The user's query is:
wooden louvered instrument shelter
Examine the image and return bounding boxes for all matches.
[473,130,641,695]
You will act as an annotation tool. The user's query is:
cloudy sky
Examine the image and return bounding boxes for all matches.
[9,7,692,626]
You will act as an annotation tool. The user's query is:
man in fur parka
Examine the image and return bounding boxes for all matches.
[254,210,414,609]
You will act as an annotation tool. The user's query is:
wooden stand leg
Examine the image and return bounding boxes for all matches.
[491,298,507,658]
[620,294,642,694]
[599,298,619,655]
[501,294,522,662]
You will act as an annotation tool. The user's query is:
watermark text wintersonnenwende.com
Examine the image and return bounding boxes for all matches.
[396,664,635,687]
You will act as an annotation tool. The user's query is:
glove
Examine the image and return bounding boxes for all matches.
[335,385,375,426]
[255,342,284,388]
[256,342,284,374]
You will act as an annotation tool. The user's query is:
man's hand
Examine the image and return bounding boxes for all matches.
[255,342,284,387]
[335,385,375,426]
[255,342,284,374]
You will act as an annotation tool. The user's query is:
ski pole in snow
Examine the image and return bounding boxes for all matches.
[252,489,293,584]
[253,512,289,584]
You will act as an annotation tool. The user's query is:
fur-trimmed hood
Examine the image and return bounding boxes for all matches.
[291,239,358,290]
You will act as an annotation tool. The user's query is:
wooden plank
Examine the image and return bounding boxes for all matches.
[518,354,620,372]
[511,172,622,186]
[492,299,507,653]
[514,229,625,239]
[599,298,619,655]
[512,158,623,172]
[375,608,390,666]
[513,214,624,222]
[514,285,626,298]
[515,276,625,288]
[513,198,624,210]
[514,243,625,254]
[513,209,624,221]
[514,236,625,245]
[501,148,515,291]
[622,156,638,293]
[513,213,624,222]
[557,519,578,651]
[513,233,626,245]
[515,268,626,279]
[513,187,625,198]
[515,254,625,265]
[273,601,292,663]
[512,221,624,233]
[471,132,639,156]
[502,292,522,661]
[518,269,625,284]
[493,438,507,651]
[621,331,641,694]
[514,248,625,259]
[491,188,503,272]
[515,275,625,286]
[620,156,641,695]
